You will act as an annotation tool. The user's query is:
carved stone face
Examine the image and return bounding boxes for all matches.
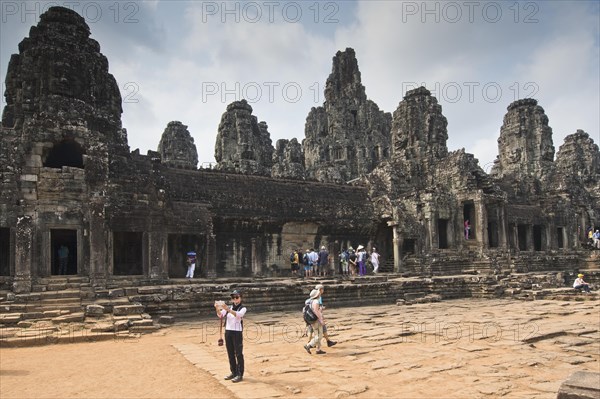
[48,59,84,98]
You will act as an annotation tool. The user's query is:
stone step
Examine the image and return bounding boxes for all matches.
[113,304,145,316]
[39,290,82,300]
[35,276,90,284]
[52,312,85,323]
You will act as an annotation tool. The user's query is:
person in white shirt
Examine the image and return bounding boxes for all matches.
[214,290,247,382]
[370,247,380,274]
[573,274,591,293]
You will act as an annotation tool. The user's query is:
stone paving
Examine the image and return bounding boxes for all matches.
[177,298,599,398]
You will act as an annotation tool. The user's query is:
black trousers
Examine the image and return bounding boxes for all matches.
[225,330,244,377]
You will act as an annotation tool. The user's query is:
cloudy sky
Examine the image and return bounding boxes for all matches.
[1,0,599,171]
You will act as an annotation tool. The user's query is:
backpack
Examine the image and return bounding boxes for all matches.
[290,252,295,262]
[303,302,318,323]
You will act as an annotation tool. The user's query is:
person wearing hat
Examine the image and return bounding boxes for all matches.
[573,274,591,293]
[214,290,247,382]
[318,246,329,277]
[370,247,380,274]
[356,245,367,276]
[347,247,357,276]
[306,284,337,347]
[185,251,196,279]
[303,289,326,355]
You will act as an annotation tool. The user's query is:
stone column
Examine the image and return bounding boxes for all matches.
[88,199,107,286]
[13,216,33,293]
[251,238,261,275]
[427,215,436,250]
[499,205,508,249]
[206,234,217,278]
[392,226,402,274]
[476,200,486,249]
[148,231,167,279]
[526,224,534,251]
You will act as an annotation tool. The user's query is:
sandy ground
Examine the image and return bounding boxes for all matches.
[1,298,599,399]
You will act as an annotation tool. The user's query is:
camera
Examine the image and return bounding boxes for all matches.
[214,300,226,310]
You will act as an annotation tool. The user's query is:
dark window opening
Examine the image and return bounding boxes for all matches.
[44,139,85,169]
[346,146,354,160]
[332,148,343,160]
[517,224,528,251]
[402,239,416,254]
[383,147,389,158]
[0,228,10,276]
[533,225,544,251]
[488,222,499,248]
[350,110,357,126]
[168,234,205,278]
[557,227,564,249]
[372,146,379,163]
[51,229,77,275]
[438,219,448,249]
[113,232,143,275]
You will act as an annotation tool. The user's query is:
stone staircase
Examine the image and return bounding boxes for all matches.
[0,277,167,346]
[1,270,598,346]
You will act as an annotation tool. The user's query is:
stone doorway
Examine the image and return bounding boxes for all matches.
[168,234,205,278]
[438,219,449,249]
[51,229,77,275]
[517,224,528,251]
[488,221,499,248]
[113,232,143,275]
[463,202,475,240]
[533,225,545,251]
[557,227,564,249]
[0,228,10,276]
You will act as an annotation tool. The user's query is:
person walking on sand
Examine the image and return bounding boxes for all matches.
[215,290,247,382]
[313,284,337,347]
[303,289,326,355]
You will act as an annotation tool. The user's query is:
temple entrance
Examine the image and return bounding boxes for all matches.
[0,228,10,276]
[438,219,449,249]
[402,239,416,254]
[168,234,205,278]
[488,222,499,248]
[113,232,143,275]
[533,225,545,251]
[557,227,564,249]
[51,229,77,275]
[517,224,528,251]
[463,202,475,240]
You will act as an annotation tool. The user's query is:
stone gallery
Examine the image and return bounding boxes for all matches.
[1,7,599,295]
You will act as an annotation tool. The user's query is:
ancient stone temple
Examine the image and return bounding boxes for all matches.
[303,48,392,183]
[0,6,599,299]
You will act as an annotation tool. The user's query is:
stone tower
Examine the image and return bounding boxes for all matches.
[214,100,274,176]
[388,86,449,188]
[303,48,392,183]
[157,121,198,169]
[0,6,128,291]
[271,138,305,179]
[2,6,126,155]
[491,99,554,180]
